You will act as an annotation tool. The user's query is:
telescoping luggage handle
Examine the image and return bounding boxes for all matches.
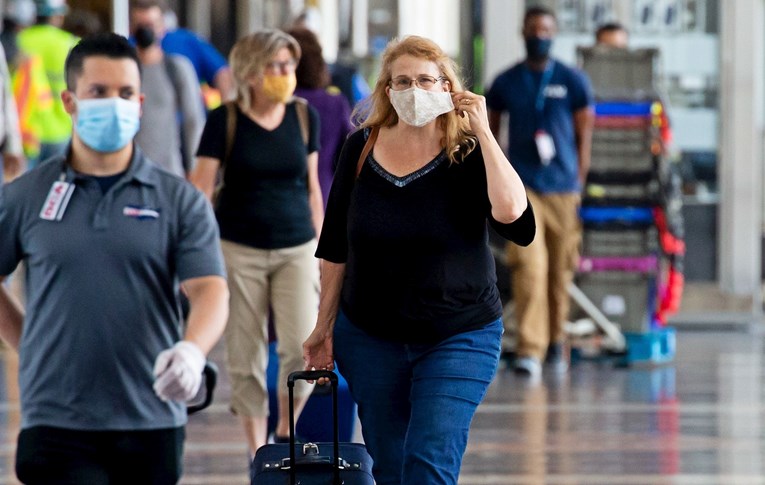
[288,370,341,485]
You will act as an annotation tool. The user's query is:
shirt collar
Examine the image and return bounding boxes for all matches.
[60,144,157,186]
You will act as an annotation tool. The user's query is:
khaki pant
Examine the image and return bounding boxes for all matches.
[507,190,581,361]
[221,239,320,417]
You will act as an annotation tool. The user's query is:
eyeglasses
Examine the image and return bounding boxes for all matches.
[265,59,297,72]
[389,75,446,91]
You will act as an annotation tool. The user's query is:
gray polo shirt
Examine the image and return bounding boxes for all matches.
[0,146,225,431]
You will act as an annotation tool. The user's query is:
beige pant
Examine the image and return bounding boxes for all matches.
[221,239,320,417]
[507,190,581,361]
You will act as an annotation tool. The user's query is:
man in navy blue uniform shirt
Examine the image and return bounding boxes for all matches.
[487,6,594,379]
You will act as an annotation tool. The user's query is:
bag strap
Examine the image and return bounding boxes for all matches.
[293,97,310,147]
[162,55,183,117]
[223,101,237,169]
[212,101,237,207]
[162,55,191,170]
[356,126,379,178]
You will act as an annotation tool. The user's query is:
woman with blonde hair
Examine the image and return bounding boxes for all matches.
[303,35,535,484]
[191,29,322,458]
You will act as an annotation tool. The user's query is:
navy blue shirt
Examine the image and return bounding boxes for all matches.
[0,147,225,431]
[486,59,593,193]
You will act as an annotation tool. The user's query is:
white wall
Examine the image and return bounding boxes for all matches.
[718,0,763,296]
[482,0,525,87]
[398,0,460,57]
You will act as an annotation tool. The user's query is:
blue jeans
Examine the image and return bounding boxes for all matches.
[333,311,502,485]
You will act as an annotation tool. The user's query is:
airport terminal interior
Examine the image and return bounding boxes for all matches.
[4,0,765,483]
[0,325,763,484]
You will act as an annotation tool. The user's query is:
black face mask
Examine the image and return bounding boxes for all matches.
[525,36,552,61]
[134,26,156,49]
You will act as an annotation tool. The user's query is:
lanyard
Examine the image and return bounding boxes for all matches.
[524,60,555,122]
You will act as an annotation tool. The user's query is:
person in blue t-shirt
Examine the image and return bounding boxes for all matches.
[486,6,594,379]
[162,27,234,101]
[129,0,234,102]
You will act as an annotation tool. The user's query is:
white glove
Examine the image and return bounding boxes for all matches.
[153,341,206,402]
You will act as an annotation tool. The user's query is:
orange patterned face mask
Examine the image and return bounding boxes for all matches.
[261,73,297,103]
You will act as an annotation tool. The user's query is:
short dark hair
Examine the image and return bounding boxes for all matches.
[595,22,628,41]
[524,6,557,28]
[64,33,141,91]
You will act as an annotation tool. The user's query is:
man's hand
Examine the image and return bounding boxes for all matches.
[153,341,206,402]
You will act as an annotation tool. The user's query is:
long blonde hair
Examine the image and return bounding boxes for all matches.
[229,29,301,109]
[355,35,476,163]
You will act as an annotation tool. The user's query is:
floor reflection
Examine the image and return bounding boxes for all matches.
[0,349,18,485]
[0,330,764,484]
[461,330,765,484]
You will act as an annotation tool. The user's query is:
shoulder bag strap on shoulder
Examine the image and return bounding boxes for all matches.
[223,101,237,169]
[163,55,190,168]
[293,97,310,146]
[212,101,237,207]
[162,55,183,114]
[356,126,379,179]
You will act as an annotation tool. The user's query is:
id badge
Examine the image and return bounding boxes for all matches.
[40,181,75,221]
[535,130,556,165]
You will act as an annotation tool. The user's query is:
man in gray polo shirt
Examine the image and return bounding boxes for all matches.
[0,33,228,484]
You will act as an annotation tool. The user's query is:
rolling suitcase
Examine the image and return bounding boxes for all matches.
[251,370,374,485]
[266,342,357,442]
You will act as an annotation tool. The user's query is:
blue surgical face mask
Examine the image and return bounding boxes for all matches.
[74,97,141,152]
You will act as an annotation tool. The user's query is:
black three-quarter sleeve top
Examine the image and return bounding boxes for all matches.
[316,128,535,344]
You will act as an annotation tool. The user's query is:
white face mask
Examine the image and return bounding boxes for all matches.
[389,87,454,127]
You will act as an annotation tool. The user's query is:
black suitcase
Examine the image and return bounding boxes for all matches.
[251,370,374,485]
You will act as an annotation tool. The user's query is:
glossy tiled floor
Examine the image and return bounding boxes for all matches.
[0,327,764,484]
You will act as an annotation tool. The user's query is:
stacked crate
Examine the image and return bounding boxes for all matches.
[575,47,682,364]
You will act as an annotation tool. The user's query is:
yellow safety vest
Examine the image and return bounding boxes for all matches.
[17,25,78,144]
[11,53,53,159]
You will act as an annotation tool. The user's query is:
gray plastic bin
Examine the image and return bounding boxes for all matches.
[592,127,654,155]
[576,271,657,333]
[590,151,656,174]
[577,47,660,102]
[584,179,661,206]
[582,227,659,257]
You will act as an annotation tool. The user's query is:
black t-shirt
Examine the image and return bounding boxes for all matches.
[196,101,321,249]
[316,129,535,344]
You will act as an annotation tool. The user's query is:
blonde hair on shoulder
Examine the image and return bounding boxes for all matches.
[355,35,476,163]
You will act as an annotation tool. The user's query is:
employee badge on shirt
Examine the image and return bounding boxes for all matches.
[534,130,556,166]
[39,181,75,221]
[123,205,160,220]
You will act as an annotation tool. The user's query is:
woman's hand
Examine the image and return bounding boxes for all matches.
[452,91,490,137]
[303,325,334,384]
[454,92,528,224]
